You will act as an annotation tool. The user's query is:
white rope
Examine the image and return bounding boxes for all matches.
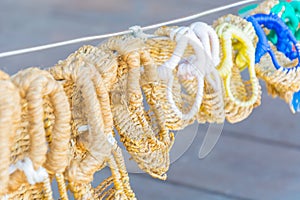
[157,27,205,120]
[77,125,89,132]
[189,22,222,91]
[158,27,190,81]
[190,22,220,66]
[0,0,257,58]
[0,195,8,200]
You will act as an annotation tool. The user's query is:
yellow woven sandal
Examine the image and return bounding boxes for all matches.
[213,15,262,123]
[106,34,174,180]
[0,71,21,198]
[50,55,135,200]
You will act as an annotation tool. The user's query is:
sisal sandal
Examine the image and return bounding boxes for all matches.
[50,54,135,200]
[7,67,71,199]
[213,15,262,123]
[107,35,174,180]
[247,13,300,113]
[0,71,21,197]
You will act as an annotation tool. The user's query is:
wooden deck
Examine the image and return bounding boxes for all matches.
[1,0,300,199]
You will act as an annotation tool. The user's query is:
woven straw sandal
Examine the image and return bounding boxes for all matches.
[50,54,135,200]
[180,22,225,124]
[106,34,174,180]
[4,68,71,200]
[0,71,21,198]
[213,15,262,123]
[10,68,71,200]
[246,13,300,113]
[139,49,176,151]
[73,45,136,200]
[156,26,207,122]
[146,26,206,129]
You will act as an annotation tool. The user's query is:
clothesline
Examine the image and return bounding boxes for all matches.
[0,0,257,59]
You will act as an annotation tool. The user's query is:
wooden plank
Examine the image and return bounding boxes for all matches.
[94,169,234,200]
[51,167,233,200]
[165,126,300,200]
[129,173,233,200]
[223,90,300,147]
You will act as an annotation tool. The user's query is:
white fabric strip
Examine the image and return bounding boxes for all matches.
[9,157,48,185]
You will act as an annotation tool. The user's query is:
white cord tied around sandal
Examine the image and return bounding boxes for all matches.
[190,22,220,66]
[9,157,48,185]
[158,27,190,81]
[158,26,205,121]
[189,22,223,93]
[177,55,198,80]
[0,195,8,200]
